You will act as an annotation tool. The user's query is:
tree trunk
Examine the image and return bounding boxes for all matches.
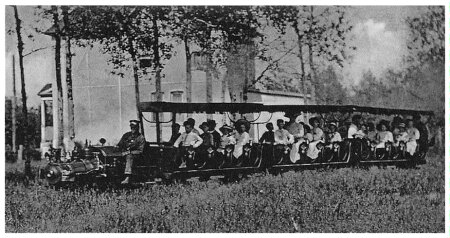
[205,60,213,119]
[293,21,308,106]
[184,36,192,104]
[152,15,162,143]
[11,55,17,153]
[62,6,75,142]
[13,6,28,149]
[127,37,144,136]
[307,6,317,104]
[184,36,192,118]
[52,6,64,150]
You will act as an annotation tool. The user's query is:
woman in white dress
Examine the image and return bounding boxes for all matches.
[375,120,394,149]
[405,119,420,155]
[307,117,324,159]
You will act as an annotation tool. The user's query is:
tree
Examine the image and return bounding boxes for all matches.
[61,6,75,141]
[67,6,174,137]
[12,6,28,148]
[258,6,355,103]
[50,6,64,149]
[403,6,444,119]
[406,6,444,66]
[314,65,347,105]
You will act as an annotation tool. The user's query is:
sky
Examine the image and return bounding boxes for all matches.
[4,6,425,106]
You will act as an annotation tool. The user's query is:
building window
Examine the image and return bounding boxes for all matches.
[44,100,53,127]
[171,91,183,102]
[171,91,184,122]
[151,92,165,122]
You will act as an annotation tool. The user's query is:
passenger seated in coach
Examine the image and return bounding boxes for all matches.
[233,119,251,159]
[348,115,365,139]
[274,119,294,145]
[286,114,305,141]
[405,119,420,155]
[167,123,181,146]
[303,124,313,142]
[375,120,394,149]
[391,116,404,140]
[199,122,215,150]
[259,122,275,144]
[306,117,324,159]
[173,120,203,168]
[217,125,236,154]
[288,115,307,164]
[326,122,342,144]
[366,122,377,142]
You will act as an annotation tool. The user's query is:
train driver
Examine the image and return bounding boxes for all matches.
[117,120,146,184]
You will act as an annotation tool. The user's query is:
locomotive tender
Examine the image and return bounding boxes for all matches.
[40,102,433,186]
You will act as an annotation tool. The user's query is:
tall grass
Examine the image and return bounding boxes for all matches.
[5,150,444,233]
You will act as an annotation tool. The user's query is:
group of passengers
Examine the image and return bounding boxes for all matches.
[257,114,424,163]
[170,118,251,168]
[168,114,425,168]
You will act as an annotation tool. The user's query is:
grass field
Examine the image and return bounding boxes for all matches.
[5,149,444,233]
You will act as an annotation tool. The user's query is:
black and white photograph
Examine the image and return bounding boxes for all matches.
[3,3,445,233]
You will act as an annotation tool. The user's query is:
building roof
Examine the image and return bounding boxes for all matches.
[37,83,52,97]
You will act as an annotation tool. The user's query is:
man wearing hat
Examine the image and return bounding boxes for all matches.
[168,123,181,145]
[174,119,203,168]
[207,120,221,148]
[218,125,236,154]
[117,120,146,184]
[326,122,342,143]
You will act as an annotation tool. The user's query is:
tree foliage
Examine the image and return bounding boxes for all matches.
[406,6,444,66]
[314,66,347,105]
[255,6,354,96]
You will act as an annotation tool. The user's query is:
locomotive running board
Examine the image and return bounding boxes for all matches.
[166,159,418,179]
[271,161,349,169]
[168,167,261,178]
[358,159,411,164]
[359,159,411,165]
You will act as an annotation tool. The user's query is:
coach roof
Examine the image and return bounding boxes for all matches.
[139,101,434,116]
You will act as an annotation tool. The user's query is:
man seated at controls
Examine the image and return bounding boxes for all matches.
[117,120,146,184]
[173,119,203,168]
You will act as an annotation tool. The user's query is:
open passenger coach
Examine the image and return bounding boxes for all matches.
[40,102,434,186]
